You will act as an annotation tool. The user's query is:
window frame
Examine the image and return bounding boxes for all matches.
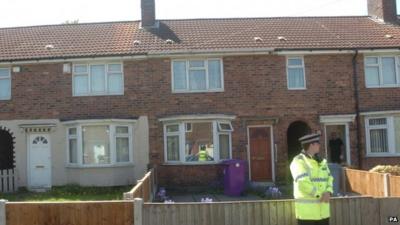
[66,122,134,167]
[171,58,224,93]
[286,56,306,90]
[72,62,124,96]
[0,67,11,100]
[365,116,398,157]
[364,55,400,88]
[163,120,233,164]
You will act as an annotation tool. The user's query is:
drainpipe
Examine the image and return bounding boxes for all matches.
[352,50,363,169]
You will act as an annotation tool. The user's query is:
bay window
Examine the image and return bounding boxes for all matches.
[66,122,133,166]
[73,63,124,96]
[172,59,224,92]
[364,56,400,88]
[164,120,233,163]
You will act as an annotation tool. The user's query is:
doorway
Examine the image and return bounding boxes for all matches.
[0,128,14,170]
[248,126,274,182]
[28,134,52,189]
[325,124,350,165]
[287,121,311,162]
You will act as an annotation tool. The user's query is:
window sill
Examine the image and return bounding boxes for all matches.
[365,86,399,89]
[73,93,124,97]
[365,154,400,158]
[287,88,306,90]
[172,89,224,94]
[66,163,134,168]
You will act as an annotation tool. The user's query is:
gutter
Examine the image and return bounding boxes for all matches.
[352,50,363,169]
[2,47,400,65]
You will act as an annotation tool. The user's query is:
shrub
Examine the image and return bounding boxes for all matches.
[369,165,400,176]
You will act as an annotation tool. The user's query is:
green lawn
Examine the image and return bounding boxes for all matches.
[0,185,132,202]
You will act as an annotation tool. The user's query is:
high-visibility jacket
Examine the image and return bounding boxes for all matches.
[290,151,334,220]
[198,149,208,161]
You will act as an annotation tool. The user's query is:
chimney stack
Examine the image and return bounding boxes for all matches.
[368,0,398,24]
[141,0,157,28]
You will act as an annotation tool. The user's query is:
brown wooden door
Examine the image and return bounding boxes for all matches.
[249,127,272,181]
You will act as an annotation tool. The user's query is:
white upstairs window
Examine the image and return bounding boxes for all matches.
[364,56,400,88]
[287,57,306,90]
[172,59,224,92]
[0,68,11,100]
[73,63,124,96]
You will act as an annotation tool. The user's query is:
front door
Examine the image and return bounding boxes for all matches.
[249,127,273,182]
[28,134,51,188]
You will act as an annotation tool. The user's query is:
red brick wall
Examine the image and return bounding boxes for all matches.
[0,54,398,186]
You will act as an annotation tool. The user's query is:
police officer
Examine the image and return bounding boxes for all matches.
[290,133,333,225]
[198,145,208,161]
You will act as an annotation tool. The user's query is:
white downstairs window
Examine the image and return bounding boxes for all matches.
[365,116,400,156]
[66,121,134,166]
[164,120,233,163]
[172,59,224,92]
[73,63,124,96]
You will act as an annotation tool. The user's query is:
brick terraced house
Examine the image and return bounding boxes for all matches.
[1,0,400,190]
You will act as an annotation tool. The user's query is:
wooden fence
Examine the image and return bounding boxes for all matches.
[389,175,400,197]
[1,197,400,225]
[139,196,400,225]
[5,201,134,225]
[0,169,17,193]
[344,168,400,197]
[123,168,156,202]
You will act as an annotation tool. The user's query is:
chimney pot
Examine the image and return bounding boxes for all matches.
[368,0,398,24]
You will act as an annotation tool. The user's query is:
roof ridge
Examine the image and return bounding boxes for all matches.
[0,20,139,30]
[0,16,372,30]
[158,15,370,21]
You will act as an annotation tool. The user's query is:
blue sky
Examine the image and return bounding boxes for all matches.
[1,0,399,28]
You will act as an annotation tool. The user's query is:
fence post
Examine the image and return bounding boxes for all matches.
[383,173,389,197]
[134,198,143,225]
[341,168,347,193]
[0,199,7,225]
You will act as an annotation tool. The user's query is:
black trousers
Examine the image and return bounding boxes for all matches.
[297,218,330,225]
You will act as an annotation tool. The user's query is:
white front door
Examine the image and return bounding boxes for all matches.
[28,134,52,188]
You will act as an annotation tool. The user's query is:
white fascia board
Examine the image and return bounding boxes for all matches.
[319,114,356,123]
[359,49,400,54]
[360,110,400,116]
[159,114,236,122]
[276,50,356,55]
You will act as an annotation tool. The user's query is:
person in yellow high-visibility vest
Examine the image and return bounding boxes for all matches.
[198,145,208,161]
[290,133,333,225]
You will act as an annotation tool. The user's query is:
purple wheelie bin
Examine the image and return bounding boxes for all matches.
[222,160,247,196]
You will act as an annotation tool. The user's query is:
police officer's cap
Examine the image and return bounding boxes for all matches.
[299,133,320,145]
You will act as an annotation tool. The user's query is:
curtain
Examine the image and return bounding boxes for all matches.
[382,57,396,85]
[173,61,187,90]
[370,129,388,153]
[208,60,222,89]
[288,68,304,88]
